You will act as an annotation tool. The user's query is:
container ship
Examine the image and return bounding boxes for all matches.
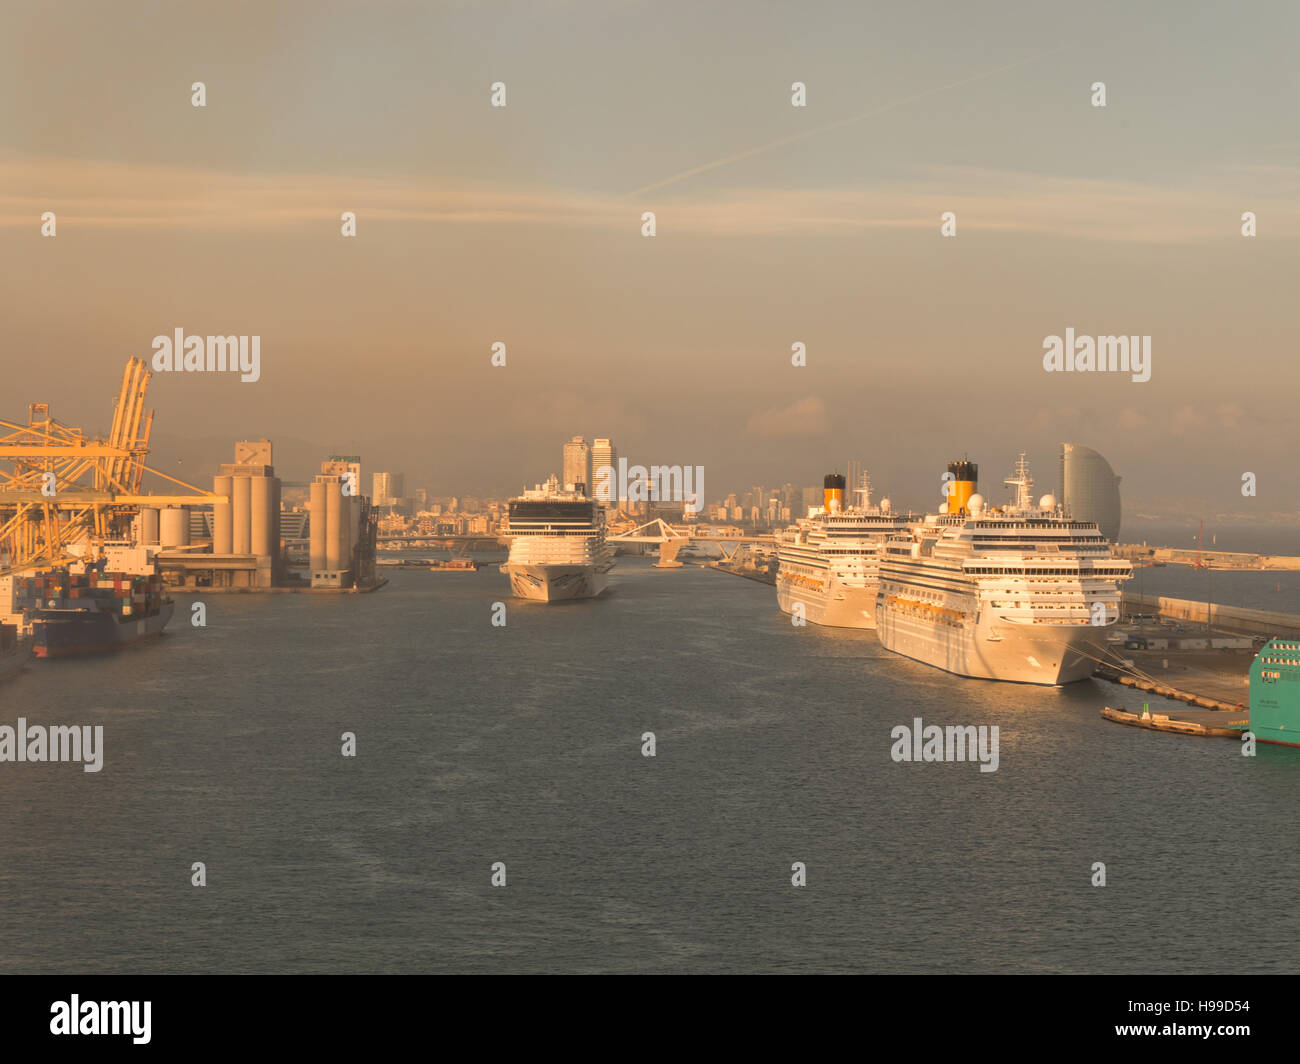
[875,454,1132,685]
[1248,640,1300,747]
[775,472,917,629]
[13,559,174,658]
[501,475,614,602]
[0,622,25,683]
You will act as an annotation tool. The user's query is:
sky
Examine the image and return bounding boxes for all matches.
[2,0,1298,518]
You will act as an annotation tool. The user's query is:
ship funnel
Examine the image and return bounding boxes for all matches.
[945,460,978,515]
[823,473,846,514]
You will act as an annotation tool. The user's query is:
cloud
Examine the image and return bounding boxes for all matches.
[1217,402,1244,429]
[1117,407,1145,431]
[3,156,1299,244]
[628,46,1068,196]
[745,396,827,438]
[1172,405,1204,436]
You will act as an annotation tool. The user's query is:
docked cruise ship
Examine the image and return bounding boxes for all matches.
[776,472,916,629]
[502,475,615,602]
[875,455,1132,685]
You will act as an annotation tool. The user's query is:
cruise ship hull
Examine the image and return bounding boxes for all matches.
[875,605,1103,685]
[506,563,608,602]
[776,577,878,629]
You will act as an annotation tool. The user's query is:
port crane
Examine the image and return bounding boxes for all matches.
[0,357,223,576]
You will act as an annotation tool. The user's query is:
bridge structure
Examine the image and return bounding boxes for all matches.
[376,533,505,553]
[607,519,776,567]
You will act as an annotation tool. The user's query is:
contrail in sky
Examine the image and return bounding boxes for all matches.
[629,45,1069,197]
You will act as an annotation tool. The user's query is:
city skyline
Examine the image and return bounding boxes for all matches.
[3,1,1297,514]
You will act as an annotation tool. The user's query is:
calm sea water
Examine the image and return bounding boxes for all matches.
[2,557,1298,974]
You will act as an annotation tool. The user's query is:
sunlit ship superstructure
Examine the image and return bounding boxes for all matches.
[776,472,917,629]
[875,454,1131,685]
[502,475,615,602]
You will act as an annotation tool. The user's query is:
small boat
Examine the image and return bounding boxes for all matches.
[429,559,478,573]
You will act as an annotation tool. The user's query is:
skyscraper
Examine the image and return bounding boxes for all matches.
[591,438,617,507]
[372,471,404,508]
[562,436,591,495]
[1059,443,1122,543]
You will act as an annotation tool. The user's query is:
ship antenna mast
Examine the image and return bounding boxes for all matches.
[1004,452,1034,511]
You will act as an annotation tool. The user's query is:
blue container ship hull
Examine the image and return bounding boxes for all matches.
[32,601,175,658]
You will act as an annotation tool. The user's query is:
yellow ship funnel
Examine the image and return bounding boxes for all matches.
[945,460,978,515]
[823,473,846,513]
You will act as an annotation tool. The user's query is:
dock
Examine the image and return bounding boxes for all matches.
[1092,662,1246,712]
[705,562,776,586]
[174,578,389,595]
[1100,704,1249,738]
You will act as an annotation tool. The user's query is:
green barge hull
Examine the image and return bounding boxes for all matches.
[1249,639,1300,748]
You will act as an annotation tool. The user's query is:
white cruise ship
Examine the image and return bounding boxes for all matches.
[502,475,615,602]
[776,472,917,629]
[874,455,1132,685]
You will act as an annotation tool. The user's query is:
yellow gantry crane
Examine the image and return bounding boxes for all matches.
[0,357,223,576]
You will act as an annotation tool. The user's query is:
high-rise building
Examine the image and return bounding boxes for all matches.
[372,471,404,508]
[562,436,591,495]
[1059,443,1122,543]
[591,438,617,507]
[846,460,862,503]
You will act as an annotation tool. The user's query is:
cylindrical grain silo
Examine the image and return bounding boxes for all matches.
[138,507,160,546]
[232,475,252,554]
[270,477,282,566]
[339,493,354,571]
[310,480,327,571]
[325,478,343,570]
[160,507,190,547]
[250,475,273,557]
[213,475,234,554]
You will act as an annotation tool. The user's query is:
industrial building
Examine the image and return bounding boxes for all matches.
[155,439,283,589]
[309,457,378,589]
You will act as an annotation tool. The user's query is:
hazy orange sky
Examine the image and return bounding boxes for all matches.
[2,0,1297,516]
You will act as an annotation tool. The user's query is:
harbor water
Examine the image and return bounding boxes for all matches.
[1,558,1297,973]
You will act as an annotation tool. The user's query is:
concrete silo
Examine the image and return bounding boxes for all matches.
[160,507,191,547]
[250,475,274,557]
[138,507,160,546]
[325,478,343,570]
[309,480,328,572]
[213,475,234,554]
[232,475,252,555]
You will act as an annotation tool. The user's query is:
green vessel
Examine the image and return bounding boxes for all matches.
[1249,640,1300,748]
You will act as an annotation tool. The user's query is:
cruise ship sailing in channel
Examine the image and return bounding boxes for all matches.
[502,475,615,602]
[875,454,1132,685]
[776,472,917,629]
